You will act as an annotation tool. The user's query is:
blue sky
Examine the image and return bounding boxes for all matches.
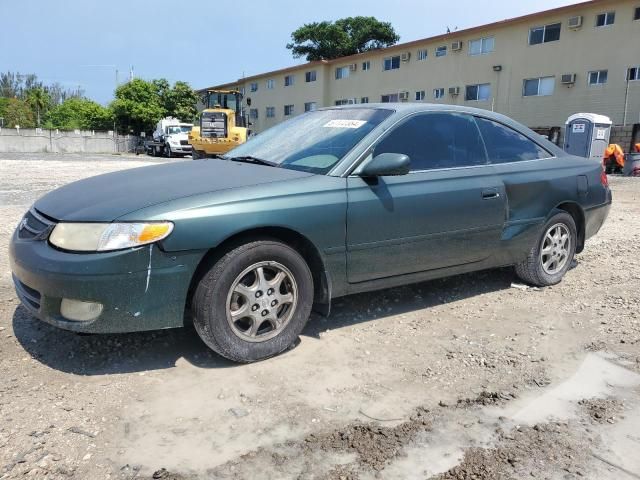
[0,0,579,104]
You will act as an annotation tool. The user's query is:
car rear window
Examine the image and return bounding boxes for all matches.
[475,117,551,163]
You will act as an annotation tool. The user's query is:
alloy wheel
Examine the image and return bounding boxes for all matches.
[540,223,571,275]
[225,261,298,342]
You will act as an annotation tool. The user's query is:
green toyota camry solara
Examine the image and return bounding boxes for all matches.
[10,104,611,362]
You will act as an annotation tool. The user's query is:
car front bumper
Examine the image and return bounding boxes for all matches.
[169,144,193,153]
[9,229,205,333]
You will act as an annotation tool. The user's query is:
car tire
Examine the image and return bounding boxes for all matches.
[192,149,203,160]
[192,240,314,362]
[165,145,172,158]
[515,211,577,287]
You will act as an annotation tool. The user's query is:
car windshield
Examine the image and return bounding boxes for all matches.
[207,92,239,110]
[225,108,393,174]
[167,126,191,134]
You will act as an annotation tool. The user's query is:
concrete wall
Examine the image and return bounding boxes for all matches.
[0,128,139,153]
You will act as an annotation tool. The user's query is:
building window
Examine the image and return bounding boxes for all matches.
[635,7,640,20]
[595,11,615,27]
[415,90,425,101]
[304,102,317,112]
[465,83,491,101]
[469,36,495,55]
[435,46,447,57]
[266,79,274,89]
[360,96,369,103]
[266,106,275,118]
[249,108,258,119]
[523,77,555,96]
[529,23,561,45]
[335,66,350,79]
[284,104,294,116]
[383,56,400,71]
[629,66,640,81]
[588,70,608,85]
[433,88,445,99]
[335,98,356,106]
[284,75,294,87]
[249,82,258,92]
[417,49,428,61]
[305,71,317,82]
[362,61,371,71]
[381,93,399,103]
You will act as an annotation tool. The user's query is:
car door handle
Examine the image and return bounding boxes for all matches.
[482,188,500,199]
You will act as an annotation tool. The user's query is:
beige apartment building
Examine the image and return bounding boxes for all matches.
[202,0,640,135]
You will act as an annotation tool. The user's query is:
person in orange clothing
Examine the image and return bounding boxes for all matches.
[635,143,640,152]
[604,143,625,173]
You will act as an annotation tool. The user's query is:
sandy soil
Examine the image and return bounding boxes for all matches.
[0,152,638,479]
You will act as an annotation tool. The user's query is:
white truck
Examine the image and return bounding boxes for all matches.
[145,117,194,157]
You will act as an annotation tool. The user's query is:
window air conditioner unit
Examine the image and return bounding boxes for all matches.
[400,52,411,62]
[449,86,460,96]
[349,63,357,72]
[568,15,583,29]
[561,73,576,85]
[399,91,410,101]
[451,41,463,51]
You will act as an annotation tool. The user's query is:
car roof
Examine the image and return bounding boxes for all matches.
[319,102,567,160]
[322,102,513,122]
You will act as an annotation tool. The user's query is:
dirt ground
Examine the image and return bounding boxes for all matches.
[0,152,639,480]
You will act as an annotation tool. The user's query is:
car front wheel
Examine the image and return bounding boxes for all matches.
[515,211,577,287]
[192,240,313,362]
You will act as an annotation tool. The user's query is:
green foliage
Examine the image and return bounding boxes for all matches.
[286,16,400,61]
[164,81,199,122]
[111,78,165,134]
[44,97,113,131]
[110,78,198,133]
[0,98,35,128]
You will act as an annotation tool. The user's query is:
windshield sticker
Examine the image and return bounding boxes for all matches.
[323,119,367,129]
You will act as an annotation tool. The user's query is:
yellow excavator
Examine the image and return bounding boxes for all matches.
[189,89,248,159]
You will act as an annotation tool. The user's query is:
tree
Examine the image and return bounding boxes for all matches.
[286,16,400,61]
[1,98,35,128]
[109,78,198,133]
[44,97,113,131]
[110,78,165,134]
[26,87,51,127]
[164,81,199,122]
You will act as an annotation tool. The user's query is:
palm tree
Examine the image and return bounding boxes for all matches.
[26,87,50,127]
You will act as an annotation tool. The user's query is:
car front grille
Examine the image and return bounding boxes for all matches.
[17,208,56,240]
[13,274,41,311]
[180,140,188,146]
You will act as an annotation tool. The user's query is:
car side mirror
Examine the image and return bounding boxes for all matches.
[360,153,410,177]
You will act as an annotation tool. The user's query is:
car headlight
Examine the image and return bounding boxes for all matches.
[49,222,174,252]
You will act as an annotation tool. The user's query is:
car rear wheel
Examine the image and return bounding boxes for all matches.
[192,149,203,160]
[515,211,576,287]
[192,240,313,362]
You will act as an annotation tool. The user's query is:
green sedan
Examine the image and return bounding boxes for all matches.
[9,104,611,362]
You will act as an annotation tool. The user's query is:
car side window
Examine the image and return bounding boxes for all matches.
[475,117,551,163]
[372,113,487,171]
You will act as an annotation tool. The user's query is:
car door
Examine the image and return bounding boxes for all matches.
[473,116,558,240]
[346,112,506,283]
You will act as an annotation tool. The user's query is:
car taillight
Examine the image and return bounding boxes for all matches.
[600,171,609,187]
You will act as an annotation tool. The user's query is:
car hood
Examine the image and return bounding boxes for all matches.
[35,159,313,222]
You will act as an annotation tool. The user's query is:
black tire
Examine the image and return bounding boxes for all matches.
[165,145,172,158]
[515,211,577,287]
[192,240,314,362]
[192,149,203,160]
